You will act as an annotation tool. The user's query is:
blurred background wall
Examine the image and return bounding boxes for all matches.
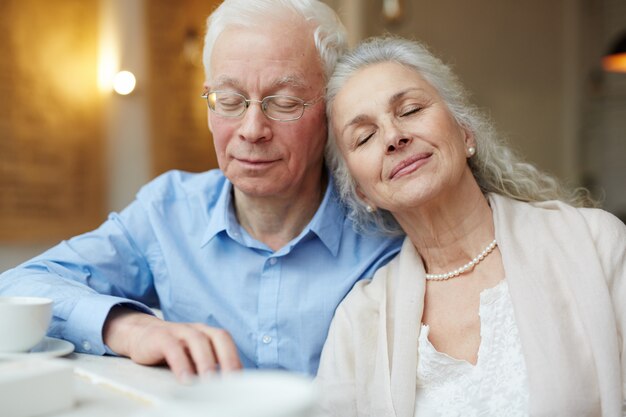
[1,0,625,272]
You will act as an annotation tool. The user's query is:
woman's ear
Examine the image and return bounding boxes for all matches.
[462,125,476,149]
[355,185,367,202]
[355,186,377,212]
[461,126,477,158]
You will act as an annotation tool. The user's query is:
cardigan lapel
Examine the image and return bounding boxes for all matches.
[490,194,619,416]
[388,238,426,417]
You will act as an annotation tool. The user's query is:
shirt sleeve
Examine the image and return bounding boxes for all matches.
[0,199,158,355]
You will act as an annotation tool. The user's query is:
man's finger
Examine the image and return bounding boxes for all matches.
[161,336,196,383]
[195,325,243,372]
[183,328,219,374]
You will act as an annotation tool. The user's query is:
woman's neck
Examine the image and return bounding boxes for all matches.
[394,179,495,274]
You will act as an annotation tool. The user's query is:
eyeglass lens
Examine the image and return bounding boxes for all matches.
[207,91,306,121]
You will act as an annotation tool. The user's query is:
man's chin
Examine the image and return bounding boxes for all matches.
[230,179,287,199]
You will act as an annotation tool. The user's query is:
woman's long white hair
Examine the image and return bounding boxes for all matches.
[325,36,595,235]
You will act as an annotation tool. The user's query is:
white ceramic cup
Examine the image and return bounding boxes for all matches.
[0,296,53,352]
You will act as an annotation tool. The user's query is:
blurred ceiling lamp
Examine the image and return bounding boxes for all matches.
[383,0,403,22]
[113,70,136,95]
[602,31,626,73]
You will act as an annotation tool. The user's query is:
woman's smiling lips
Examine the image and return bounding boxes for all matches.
[388,152,432,180]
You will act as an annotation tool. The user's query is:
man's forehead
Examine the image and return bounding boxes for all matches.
[211,24,317,63]
[210,74,309,90]
[208,23,324,91]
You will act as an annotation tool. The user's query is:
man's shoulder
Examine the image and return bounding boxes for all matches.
[136,169,227,204]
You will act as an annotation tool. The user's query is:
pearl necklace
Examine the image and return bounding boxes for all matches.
[425,239,498,281]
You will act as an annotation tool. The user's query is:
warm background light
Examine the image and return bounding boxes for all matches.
[602,53,626,73]
[112,70,136,95]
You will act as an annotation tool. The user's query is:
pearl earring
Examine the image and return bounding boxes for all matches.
[468,146,476,157]
[366,205,376,213]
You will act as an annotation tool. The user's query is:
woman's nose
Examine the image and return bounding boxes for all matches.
[382,119,411,153]
[384,125,411,153]
[386,137,410,153]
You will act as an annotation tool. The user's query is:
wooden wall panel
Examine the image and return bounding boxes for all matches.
[0,0,104,242]
[146,0,222,176]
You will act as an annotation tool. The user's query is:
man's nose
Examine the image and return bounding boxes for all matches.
[238,102,271,143]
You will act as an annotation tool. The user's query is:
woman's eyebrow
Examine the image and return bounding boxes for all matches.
[388,88,425,105]
[342,114,369,136]
[340,88,428,136]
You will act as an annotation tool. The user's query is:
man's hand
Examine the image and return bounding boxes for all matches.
[103,306,243,382]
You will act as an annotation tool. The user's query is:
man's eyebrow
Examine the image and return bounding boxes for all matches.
[270,75,307,90]
[210,76,242,90]
[209,75,307,92]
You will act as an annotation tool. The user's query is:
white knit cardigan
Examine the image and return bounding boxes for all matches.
[317,194,626,417]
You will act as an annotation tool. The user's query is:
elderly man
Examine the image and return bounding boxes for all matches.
[0,0,401,380]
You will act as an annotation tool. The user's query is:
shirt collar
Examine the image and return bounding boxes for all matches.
[201,180,235,247]
[200,171,345,255]
[303,173,344,256]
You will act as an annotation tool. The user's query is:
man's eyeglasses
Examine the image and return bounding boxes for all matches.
[201,91,322,122]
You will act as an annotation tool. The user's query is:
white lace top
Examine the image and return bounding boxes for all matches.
[414,280,529,417]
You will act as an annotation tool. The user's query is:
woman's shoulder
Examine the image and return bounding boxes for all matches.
[529,197,624,237]
[577,206,626,232]
[336,253,401,318]
[577,207,626,260]
[492,193,626,251]
[492,194,623,227]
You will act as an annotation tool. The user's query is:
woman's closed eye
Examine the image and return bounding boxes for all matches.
[356,131,375,147]
[399,105,422,117]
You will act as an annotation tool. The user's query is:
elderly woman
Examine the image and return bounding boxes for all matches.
[316,37,626,417]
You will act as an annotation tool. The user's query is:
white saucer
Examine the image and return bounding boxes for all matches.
[0,337,74,360]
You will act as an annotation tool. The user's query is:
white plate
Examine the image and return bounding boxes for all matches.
[0,337,74,360]
[132,371,318,417]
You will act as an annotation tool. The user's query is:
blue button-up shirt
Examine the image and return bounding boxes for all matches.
[0,170,402,375]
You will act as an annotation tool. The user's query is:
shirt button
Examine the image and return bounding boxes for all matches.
[82,341,92,351]
[262,335,272,344]
[269,258,277,266]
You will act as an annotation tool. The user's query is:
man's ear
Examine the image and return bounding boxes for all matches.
[203,83,213,132]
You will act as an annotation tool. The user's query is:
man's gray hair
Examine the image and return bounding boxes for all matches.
[325,36,594,236]
[203,0,347,80]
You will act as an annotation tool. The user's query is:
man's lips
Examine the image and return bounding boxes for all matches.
[388,153,432,180]
[235,157,280,165]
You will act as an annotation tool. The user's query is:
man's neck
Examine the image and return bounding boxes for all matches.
[233,171,328,251]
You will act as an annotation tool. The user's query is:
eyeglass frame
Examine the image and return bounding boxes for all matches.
[200,90,323,122]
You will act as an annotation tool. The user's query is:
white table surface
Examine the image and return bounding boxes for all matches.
[49,353,179,417]
[9,352,320,417]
